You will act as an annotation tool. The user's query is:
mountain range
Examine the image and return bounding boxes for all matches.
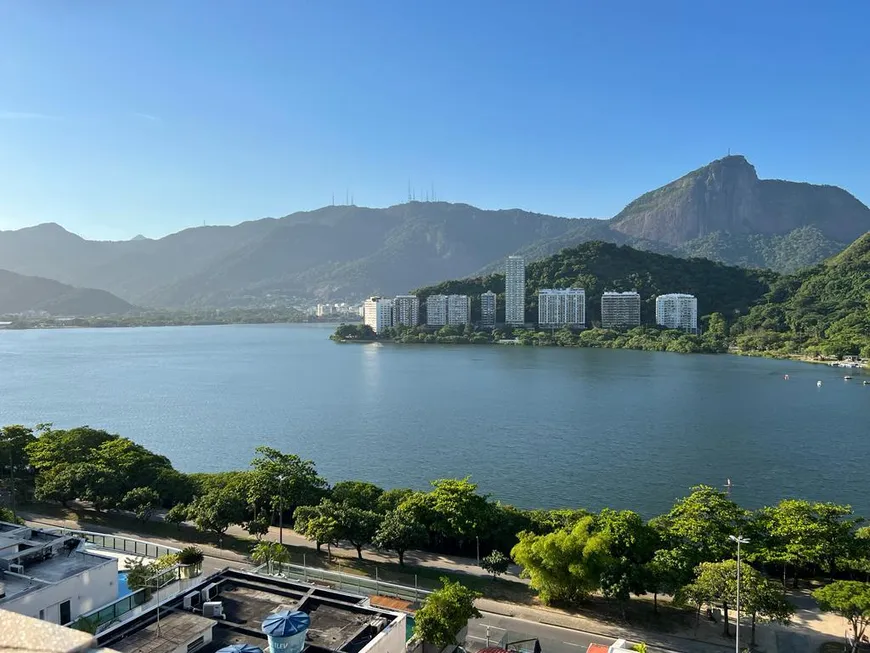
[0,270,133,316]
[0,155,867,309]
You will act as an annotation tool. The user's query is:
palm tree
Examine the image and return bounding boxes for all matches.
[251,540,290,573]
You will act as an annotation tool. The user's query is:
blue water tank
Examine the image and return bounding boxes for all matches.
[262,610,310,653]
[216,646,263,653]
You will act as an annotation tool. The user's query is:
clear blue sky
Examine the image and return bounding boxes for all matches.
[1,1,867,240]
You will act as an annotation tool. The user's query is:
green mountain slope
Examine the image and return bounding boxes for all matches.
[0,270,133,316]
[0,156,866,307]
[732,232,870,357]
[415,241,775,325]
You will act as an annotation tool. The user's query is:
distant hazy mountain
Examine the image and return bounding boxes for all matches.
[0,155,866,308]
[0,269,133,316]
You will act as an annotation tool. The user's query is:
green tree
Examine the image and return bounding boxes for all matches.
[376,487,415,513]
[302,514,340,557]
[813,581,870,653]
[646,548,691,614]
[122,487,161,523]
[164,503,189,531]
[246,515,271,540]
[33,462,82,507]
[678,559,793,640]
[336,505,381,560]
[248,447,327,526]
[0,425,36,493]
[677,560,738,636]
[0,507,24,524]
[757,499,858,586]
[596,509,658,614]
[331,480,384,511]
[25,426,116,470]
[251,540,290,567]
[189,487,248,546]
[413,578,482,648]
[511,515,610,605]
[94,438,174,494]
[652,485,748,579]
[742,572,794,646]
[427,477,490,547]
[480,550,510,581]
[373,508,427,566]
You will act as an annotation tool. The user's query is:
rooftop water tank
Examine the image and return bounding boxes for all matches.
[216,646,263,653]
[262,610,310,653]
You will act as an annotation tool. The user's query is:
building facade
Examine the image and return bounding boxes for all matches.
[601,291,641,328]
[505,255,526,326]
[538,288,586,327]
[655,293,698,333]
[446,295,471,326]
[362,296,394,333]
[392,295,420,327]
[0,522,118,626]
[480,291,497,327]
[426,294,448,326]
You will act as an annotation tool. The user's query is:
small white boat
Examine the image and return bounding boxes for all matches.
[817,380,823,387]
[844,375,853,380]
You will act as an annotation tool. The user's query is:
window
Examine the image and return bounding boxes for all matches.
[187,636,205,652]
[59,600,71,625]
[38,609,44,620]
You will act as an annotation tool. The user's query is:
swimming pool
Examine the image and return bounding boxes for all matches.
[117,571,132,598]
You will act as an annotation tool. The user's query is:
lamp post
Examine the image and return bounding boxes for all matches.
[729,534,750,653]
[277,474,285,546]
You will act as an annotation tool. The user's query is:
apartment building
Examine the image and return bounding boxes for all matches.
[392,295,420,327]
[538,288,586,327]
[480,291,497,327]
[655,293,698,333]
[505,256,526,326]
[362,296,394,333]
[601,291,641,328]
[426,295,448,326]
[446,295,471,326]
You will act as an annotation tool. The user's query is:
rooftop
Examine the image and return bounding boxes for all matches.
[0,521,115,604]
[98,568,406,653]
[112,611,216,653]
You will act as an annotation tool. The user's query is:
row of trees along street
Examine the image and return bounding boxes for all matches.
[4,424,870,650]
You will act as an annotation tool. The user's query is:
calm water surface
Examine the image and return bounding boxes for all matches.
[1,324,867,517]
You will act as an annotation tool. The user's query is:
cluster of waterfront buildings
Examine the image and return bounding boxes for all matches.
[363,255,699,334]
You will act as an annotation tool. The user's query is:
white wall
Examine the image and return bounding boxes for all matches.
[2,556,117,625]
[360,613,406,653]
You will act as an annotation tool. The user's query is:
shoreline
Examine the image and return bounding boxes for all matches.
[332,335,867,369]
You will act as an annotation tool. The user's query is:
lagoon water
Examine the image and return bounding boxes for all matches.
[1,324,868,517]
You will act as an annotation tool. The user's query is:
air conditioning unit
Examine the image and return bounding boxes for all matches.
[202,601,223,618]
[9,564,24,574]
[200,583,218,603]
[183,592,201,609]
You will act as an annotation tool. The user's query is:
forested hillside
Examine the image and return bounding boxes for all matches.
[415,241,775,326]
[732,232,870,357]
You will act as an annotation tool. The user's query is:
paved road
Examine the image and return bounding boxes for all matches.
[470,612,678,653]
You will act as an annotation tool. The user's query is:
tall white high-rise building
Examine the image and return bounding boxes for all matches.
[447,295,471,326]
[655,293,698,333]
[601,291,641,328]
[392,295,420,327]
[426,295,448,326]
[538,288,586,327]
[363,296,394,333]
[505,256,526,326]
[480,291,497,327]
